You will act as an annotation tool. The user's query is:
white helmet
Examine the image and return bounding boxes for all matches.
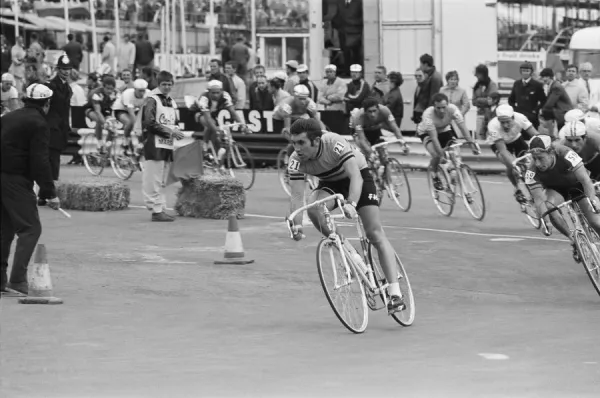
[496,104,514,119]
[564,109,586,123]
[560,120,587,138]
[25,83,53,100]
[293,84,310,97]
[133,79,148,90]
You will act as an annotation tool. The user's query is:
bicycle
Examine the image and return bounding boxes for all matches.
[286,193,415,333]
[427,140,486,221]
[511,152,551,234]
[276,147,318,196]
[203,122,256,190]
[540,186,600,297]
[369,138,412,211]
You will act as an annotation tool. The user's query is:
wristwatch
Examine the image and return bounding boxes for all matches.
[345,200,357,208]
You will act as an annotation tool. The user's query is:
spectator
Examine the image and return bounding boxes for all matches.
[383,71,404,127]
[208,59,233,96]
[269,72,291,106]
[331,0,363,75]
[9,36,26,92]
[579,62,599,105]
[23,62,43,97]
[483,92,501,129]
[118,34,136,74]
[230,36,250,80]
[563,64,589,111]
[102,36,116,72]
[141,66,158,91]
[507,61,546,129]
[225,61,246,110]
[412,68,426,124]
[1,73,20,113]
[540,67,573,134]
[69,69,86,106]
[318,64,346,111]
[344,64,370,114]
[134,33,155,76]
[283,60,300,94]
[220,39,232,65]
[27,33,45,66]
[297,64,319,103]
[247,64,266,107]
[415,54,443,114]
[472,64,498,139]
[62,34,83,71]
[440,70,470,116]
[371,65,390,102]
[86,72,101,100]
[117,69,134,93]
[249,75,274,111]
[1,35,10,75]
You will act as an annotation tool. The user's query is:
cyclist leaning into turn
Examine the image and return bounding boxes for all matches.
[286,118,405,314]
[416,93,480,190]
[525,135,600,262]
[559,120,600,182]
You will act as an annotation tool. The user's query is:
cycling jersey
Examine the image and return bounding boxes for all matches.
[113,88,150,112]
[524,144,584,194]
[84,87,117,116]
[351,105,395,132]
[487,112,532,145]
[560,132,600,180]
[273,96,318,121]
[194,91,234,119]
[288,132,368,182]
[416,104,463,137]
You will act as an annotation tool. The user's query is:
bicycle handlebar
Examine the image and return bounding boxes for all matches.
[286,194,345,222]
[371,138,408,151]
[511,153,532,169]
[539,182,600,219]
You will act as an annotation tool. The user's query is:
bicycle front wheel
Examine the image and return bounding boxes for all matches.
[81,135,105,176]
[368,244,415,326]
[277,148,291,197]
[574,231,600,297]
[460,165,486,221]
[110,144,136,180]
[385,158,412,212]
[316,239,369,334]
[521,184,541,229]
[226,143,255,190]
[427,165,455,217]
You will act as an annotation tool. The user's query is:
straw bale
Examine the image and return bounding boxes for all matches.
[56,178,130,211]
[175,175,245,219]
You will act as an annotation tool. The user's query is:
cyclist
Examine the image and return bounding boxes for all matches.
[486,104,539,203]
[286,118,405,314]
[559,120,600,181]
[112,78,150,151]
[525,135,600,262]
[191,80,247,165]
[416,92,480,189]
[83,74,118,153]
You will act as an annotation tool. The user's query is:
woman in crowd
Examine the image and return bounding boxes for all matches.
[440,70,470,116]
[383,71,404,127]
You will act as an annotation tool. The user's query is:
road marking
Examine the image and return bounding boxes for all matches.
[490,238,524,242]
[411,176,506,185]
[478,353,509,360]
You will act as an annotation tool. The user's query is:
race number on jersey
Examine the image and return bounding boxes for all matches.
[565,150,583,168]
[524,170,537,185]
[333,142,346,155]
[288,158,300,172]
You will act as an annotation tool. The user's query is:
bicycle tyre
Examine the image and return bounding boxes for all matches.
[227,143,255,190]
[385,158,412,212]
[368,244,416,326]
[82,135,105,176]
[573,230,600,297]
[521,184,542,229]
[427,165,455,217]
[110,144,135,180]
[316,239,369,334]
[460,164,486,221]
[277,148,291,197]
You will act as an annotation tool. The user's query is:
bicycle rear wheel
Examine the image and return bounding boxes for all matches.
[81,135,105,176]
[427,165,455,217]
[368,244,415,326]
[460,165,486,221]
[316,239,369,334]
[110,143,136,180]
[226,143,255,190]
[574,230,600,297]
[385,158,412,212]
[277,148,291,197]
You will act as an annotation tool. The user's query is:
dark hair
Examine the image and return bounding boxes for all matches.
[254,64,265,71]
[31,33,38,41]
[157,71,174,84]
[432,93,449,104]
[445,70,459,82]
[102,75,116,87]
[487,92,501,103]
[210,59,222,67]
[67,33,74,41]
[269,78,284,90]
[520,62,533,71]
[121,68,131,74]
[540,68,554,78]
[362,97,380,110]
[419,54,434,67]
[290,119,323,142]
[88,72,99,82]
[141,66,154,78]
[103,36,110,42]
[376,65,387,74]
[566,64,578,72]
[225,61,238,69]
[388,71,403,86]
[473,64,491,91]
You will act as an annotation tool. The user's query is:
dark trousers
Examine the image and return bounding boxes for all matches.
[49,148,61,181]
[1,173,42,286]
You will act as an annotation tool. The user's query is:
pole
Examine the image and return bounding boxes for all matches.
[209,0,215,57]
[114,0,120,73]
[165,0,170,71]
[179,0,186,54]
[12,0,19,37]
[171,0,176,71]
[250,0,256,65]
[161,7,166,57]
[64,0,70,36]
[90,0,98,72]
[308,0,323,75]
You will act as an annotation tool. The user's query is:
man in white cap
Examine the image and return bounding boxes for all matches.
[1,73,20,114]
[559,119,600,183]
[1,83,61,295]
[297,64,319,103]
[113,78,151,150]
[318,64,346,112]
[344,64,370,114]
[283,60,300,95]
[486,104,540,203]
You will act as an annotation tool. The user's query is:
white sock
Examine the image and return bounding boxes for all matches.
[388,282,401,297]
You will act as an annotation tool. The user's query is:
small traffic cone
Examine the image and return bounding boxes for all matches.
[18,244,63,305]
[214,216,255,265]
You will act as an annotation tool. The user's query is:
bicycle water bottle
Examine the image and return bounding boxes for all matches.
[343,240,368,274]
[217,148,227,162]
[449,167,458,185]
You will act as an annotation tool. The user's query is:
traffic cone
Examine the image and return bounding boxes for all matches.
[214,216,255,265]
[18,244,63,305]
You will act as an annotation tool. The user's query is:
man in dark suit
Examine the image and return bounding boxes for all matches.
[508,62,546,129]
[540,67,573,131]
[44,54,73,183]
[331,0,363,75]
[61,34,83,70]
[1,84,60,294]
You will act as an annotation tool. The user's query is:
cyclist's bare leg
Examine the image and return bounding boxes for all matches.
[117,112,134,139]
[89,111,103,142]
[424,141,443,171]
[497,151,519,188]
[577,197,600,235]
[544,190,572,238]
[306,189,338,236]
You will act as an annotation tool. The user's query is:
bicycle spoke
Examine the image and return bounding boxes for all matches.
[385,159,411,212]
[427,166,455,217]
[459,165,486,221]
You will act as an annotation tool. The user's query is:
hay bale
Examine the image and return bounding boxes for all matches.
[56,178,130,211]
[175,175,245,219]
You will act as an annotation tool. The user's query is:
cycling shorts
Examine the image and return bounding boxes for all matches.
[490,136,529,157]
[548,184,584,201]
[363,129,385,146]
[315,168,379,209]
[114,110,130,121]
[420,129,457,149]
[85,107,112,118]
[585,153,600,182]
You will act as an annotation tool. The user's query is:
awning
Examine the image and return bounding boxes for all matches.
[0,16,44,31]
[44,15,112,34]
[34,2,91,19]
[17,13,67,30]
[497,0,600,9]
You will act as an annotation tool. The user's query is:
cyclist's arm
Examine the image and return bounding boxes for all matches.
[574,162,597,201]
[288,155,306,225]
[427,128,445,157]
[523,125,538,139]
[383,119,404,140]
[283,116,292,132]
[200,110,219,132]
[342,156,364,205]
[454,111,475,144]
[529,184,548,215]
[226,105,244,124]
[354,127,372,156]
[92,102,105,125]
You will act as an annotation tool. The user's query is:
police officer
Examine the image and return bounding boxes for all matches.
[45,54,73,183]
[1,83,61,294]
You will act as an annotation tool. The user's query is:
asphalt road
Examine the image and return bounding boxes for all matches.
[1,165,598,398]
